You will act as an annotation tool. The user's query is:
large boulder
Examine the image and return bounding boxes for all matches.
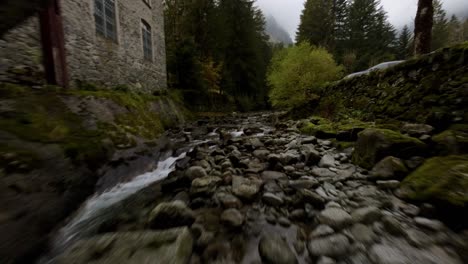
[352,128,427,169]
[53,228,193,264]
[398,155,468,207]
[148,201,195,229]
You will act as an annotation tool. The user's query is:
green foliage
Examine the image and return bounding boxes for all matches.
[397,25,412,59]
[431,0,449,51]
[296,0,398,72]
[267,43,342,108]
[296,0,334,50]
[164,0,272,111]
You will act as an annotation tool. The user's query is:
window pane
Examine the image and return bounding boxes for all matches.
[142,21,153,60]
[95,0,105,35]
[104,0,117,40]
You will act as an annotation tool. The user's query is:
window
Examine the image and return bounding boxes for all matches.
[94,0,117,41]
[142,20,153,61]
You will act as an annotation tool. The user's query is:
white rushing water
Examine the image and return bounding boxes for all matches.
[52,151,188,251]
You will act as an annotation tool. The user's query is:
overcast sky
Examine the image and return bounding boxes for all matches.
[255,0,468,39]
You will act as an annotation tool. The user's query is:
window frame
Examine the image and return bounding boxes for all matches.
[94,0,118,42]
[141,19,153,61]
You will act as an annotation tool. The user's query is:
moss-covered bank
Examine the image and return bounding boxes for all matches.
[0,83,187,263]
[295,43,468,130]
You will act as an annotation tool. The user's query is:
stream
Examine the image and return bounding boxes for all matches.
[43,112,465,264]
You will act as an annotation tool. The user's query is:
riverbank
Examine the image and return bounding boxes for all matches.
[0,83,187,263]
[47,112,467,264]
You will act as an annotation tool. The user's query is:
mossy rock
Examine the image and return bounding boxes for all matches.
[432,124,468,155]
[398,155,468,207]
[300,117,373,140]
[352,128,427,169]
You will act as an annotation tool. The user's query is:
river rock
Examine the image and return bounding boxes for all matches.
[263,192,284,206]
[298,189,326,208]
[220,208,244,227]
[307,234,350,257]
[190,176,222,196]
[253,149,270,160]
[352,128,426,169]
[216,192,242,209]
[289,177,319,190]
[401,123,434,137]
[370,156,408,180]
[311,225,335,237]
[232,176,263,200]
[262,170,287,181]
[317,208,352,229]
[414,217,444,231]
[319,154,336,168]
[185,166,208,180]
[376,180,400,189]
[258,234,298,264]
[148,201,195,229]
[54,228,193,264]
[381,215,405,236]
[350,224,377,244]
[301,144,321,165]
[351,206,382,224]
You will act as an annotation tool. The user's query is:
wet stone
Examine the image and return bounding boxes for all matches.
[258,234,298,264]
[220,208,244,228]
[263,192,284,206]
[308,234,350,257]
[318,208,352,229]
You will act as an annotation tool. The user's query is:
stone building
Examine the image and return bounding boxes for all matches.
[0,0,167,93]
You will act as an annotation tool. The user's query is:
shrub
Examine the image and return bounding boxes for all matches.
[267,42,342,108]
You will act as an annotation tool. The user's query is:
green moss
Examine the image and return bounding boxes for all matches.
[352,128,427,169]
[400,155,468,206]
[300,116,374,139]
[432,124,468,155]
[333,140,355,150]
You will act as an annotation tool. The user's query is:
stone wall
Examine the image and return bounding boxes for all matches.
[0,16,44,83]
[0,0,168,93]
[62,0,167,93]
[316,43,468,130]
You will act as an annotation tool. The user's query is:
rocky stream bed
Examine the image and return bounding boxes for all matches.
[45,112,467,264]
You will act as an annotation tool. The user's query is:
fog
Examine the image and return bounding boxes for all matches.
[255,0,468,40]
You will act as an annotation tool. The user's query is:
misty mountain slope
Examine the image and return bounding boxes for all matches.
[265,15,293,44]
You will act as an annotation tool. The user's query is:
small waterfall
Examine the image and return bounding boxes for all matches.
[47,151,188,259]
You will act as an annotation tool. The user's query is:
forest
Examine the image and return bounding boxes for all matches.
[165,0,468,110]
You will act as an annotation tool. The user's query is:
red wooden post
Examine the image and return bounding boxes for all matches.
[39,0,69,88]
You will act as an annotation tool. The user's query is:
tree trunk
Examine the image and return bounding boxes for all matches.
[414,0,434,55]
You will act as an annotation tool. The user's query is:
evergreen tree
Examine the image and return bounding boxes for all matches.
[333,0,350,61]
[296,0,335,50]
[414,0,433,55]
[397,25,411,59]
[164,0,272,110]
[464,18,468,41]
[447,15,463,45]
[431,0,449,51]
[347,0,396,70]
